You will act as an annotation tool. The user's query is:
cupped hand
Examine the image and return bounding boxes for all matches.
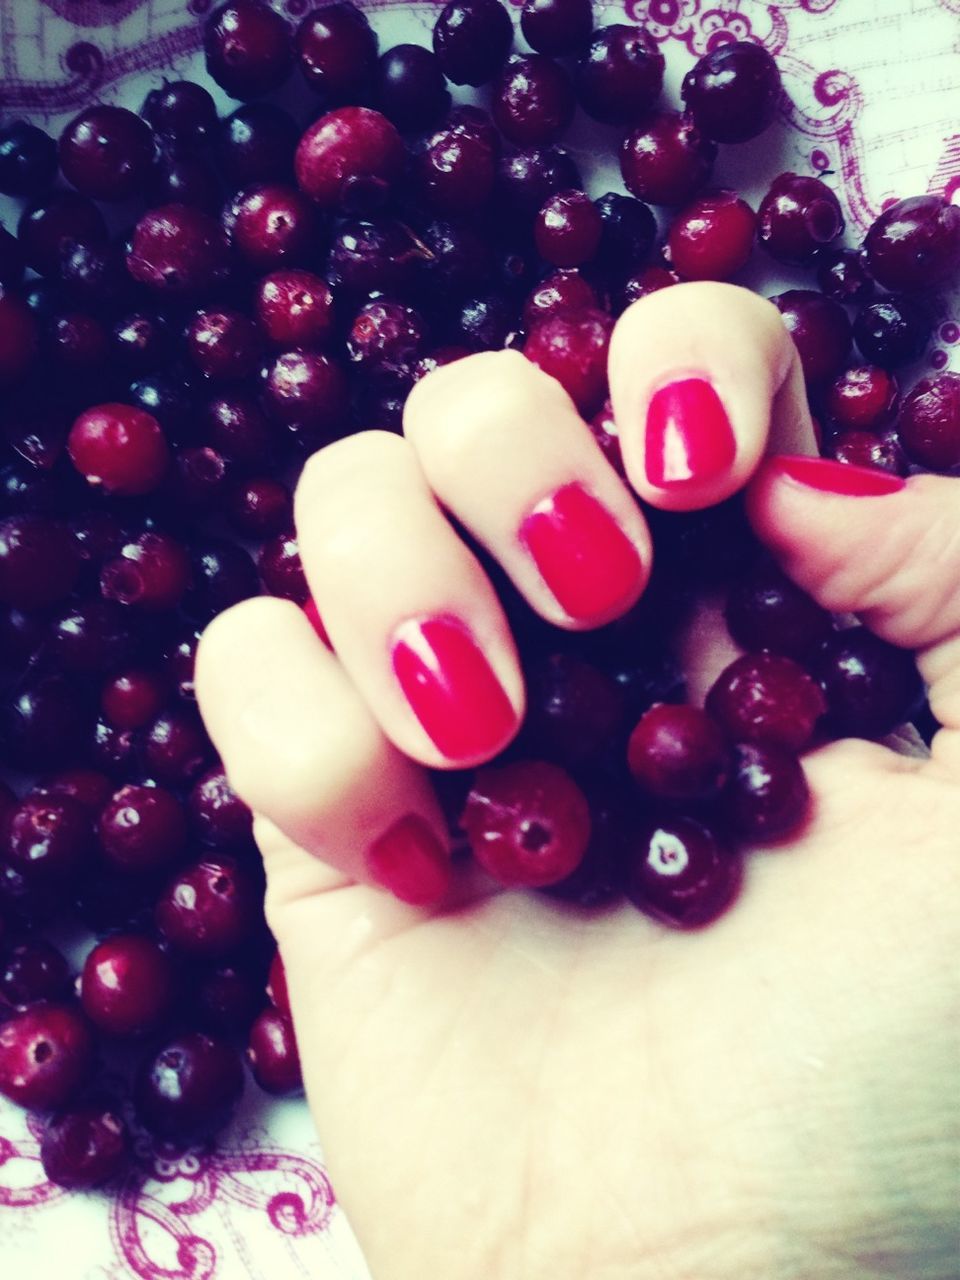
[196,284,960,1280]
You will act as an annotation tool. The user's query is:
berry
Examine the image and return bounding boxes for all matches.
[295,107,404,212]
[258,531,309,603]
[625,815,741,929]
[40,1103,128,1189]
[226,475,291,539]
[260,349,349,436]
[523,307,612,415]
[0,1004,93,1110]
[815,626,924,738]
[0,121,58,197]
[433,0,513,87]
[155,856,257,957]
[187,308,263,382]
[376,44,450,133]
[719,742,810,842]
[203,0,294,99]
[296,2,378,101]
[594,192,656,280]
[17,190,106,276]
[772,289,851,385]
[97,784,187,875]
[188,767,253,849]
[80,934,174,1037]
[681,41,781,143]
[47,598,136,675]
[523,268,598,330]
[5,794,92,889]
[828,428,909,478]
[224,183,319,272]
[68,403,169,496]
[347,298,427,383]
[534,190,603,268]
[815,247,875,304]
[143,706,212,785]
[495,146,582,224]
[825,365,898,431]
[461,760,592,888]
[216,103,299,187]
[758,173,844,264]
[247,1008,302,1094]
[135,1031,244,1140]
[101,670,168,730]
[627,703,729,801]
[523,652,624,766]
[186,537,259,620]
[142,81,218,148]
[521,0,593,56]
[706,652,827,752]
[415,119,497,215]
[59,105,153,202]
[0,514,80,610]
[256,269,334,349]
[195,963,261,1034]
[863,194,960,293]
[0,941,71,1008]
[620,111,716,207]
[100,531,192,612]
[665,190,756,281]
[853,295,930,368]
[724,562,832,661]
[576,24,664,125]
[492,55,575,147]
[896,372,960,472]
[1,675,91,771]
[127,204,231,296]
[111,310,172,372]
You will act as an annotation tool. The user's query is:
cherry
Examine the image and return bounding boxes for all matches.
[143,706,212,785]
[815,626,924,739]
[128,373,196,439]
[34,768,113,814]
[492,54,576,147]
[204,391,273,467]
[1,675,91,771]
[816,247,875,304]
[896,372,960,472]
[534,190,602,268]
[296,2,378,101]
[576,23,664,125]
[101,669,168,730]
[80,934,174,1038]
[665,190,756,281]
[215,103,299,187]
[772,289,852,385]
[724,562,833,661]
[863,194,960,293]
[248,1007,302,1095]
[0,121,58,197]
[346,298,427,384]
[47,598,135,675]
[620,111,716,207]
[757,173,844,264]
[522,0,593,56]
[718,742,810,842]
[6,793,92,889]
[155,856,257,957]
[258,531,309,603]
[706,653,827,753]
[594,192,656,281]
[100,531,192,612]
[523,652,624,767]
[495,146,582,224]
[59,105,153,202]
[825,365,899,431]
[523,307,612,415]
[135,1030,244,1141]
[68,403,169,496]
[111,310,173,372]
[376,44,451,133]
[0,941,71,1008]
[17,190,107,276]
[150,144,224,214]
[97,784,187,875]
[295,107,404,213]
[853,294,930,368]
[203,0,294,100]
[195,962,261,1033]
[625,814,741,929]
[186,537,259,620]
[523,268,598,330]
[828,427,909,478]
[40,1103,128,1188]
[127,204,231,296]
[433,0,513,87]
[142,81,218,148]
[327,216,429,296]
[188,767,254,850]
[166,445,232,511]
[256,269,334,349]
[0,514,81,610]
[0,1004,93,1110]
[681,41,781,143]
[627,703,729,801]
[260,349,349,436]
[187,308,263,382]
[224,183,319,271]
[226,475,291,539]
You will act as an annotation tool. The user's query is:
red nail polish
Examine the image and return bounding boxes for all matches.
[365,814,451,906]
[519,482,644,620]
[645,377,737,488]
[302,597,332,648]
[766,455,906,496]
[391,615,516,759]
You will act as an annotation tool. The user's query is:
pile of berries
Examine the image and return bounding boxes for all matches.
[0,0,957,1192]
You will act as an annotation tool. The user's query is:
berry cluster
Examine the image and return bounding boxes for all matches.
[0,0,957,1191]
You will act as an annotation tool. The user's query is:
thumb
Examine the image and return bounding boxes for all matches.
[746,457,960,772]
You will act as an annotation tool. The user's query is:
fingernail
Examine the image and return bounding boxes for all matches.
[645,377,737,488]
[365,814,451,906]
[519,482,644,620]
[302,598,332,648]
[766,455,906,496]
[390,615,516,759]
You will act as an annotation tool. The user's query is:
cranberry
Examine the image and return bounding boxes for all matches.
[627,703,729,801]
[224,184,319,271]
[327,216,429,296]
[594,192,656,280]
[666,190,756,281]
[853,294,930,368]
[143,706,212,785]
[523,307,612,415]
[79,933,173,1039]
[376,44,450,133]
[540,781,631,907]
[523,268,598,330]
[492,55,575,147]
[815,626,923,738]
[266,951,291,1016]
[576,24,664,125]
[149,145,224,214]
[347,298,427,383]
[58,105,153,202]
[620,111,716,207]
[772,289,852,385]
[165,445,231,511]
[1,675,91,771]
[215,103,299,187]
[260,349,349,436]
[757,173,844,264]
[433,0,513,87]
[0,121,58,197]
[88,717,138,779]
[523,652,624,766]
[186,309,262,383]
[625,814,741,929]
[825,364,899,432]
[896,372,960,471]
[455,289,522,352]
[706,653,827,752]
[495,146,582,224]
[256,269,334,348]
[0,289,38,385]
[163,627,202,702]
[47,598,136,675]
[296,2,378,101]
[226,475,291,539]
[187,537,259,620]
[681,41,781,143]
[127,204,231,296]
[203,0,294,99]
[188,767,253,850]
[97,784,187,875]
[101,669,167,730]
[248,1007,302,1095]
[34,768,113,814]
[258,531,309,603]
[196,962,261,1033]
[534,190,602,268]
[863,194,960,293]
[129,373,197,440]
[719,742,809,842]
[135,1030,244,1140]
[101,531,192,612]
[415,119,498,215]
[40,1103,128,1189]
[462,760,591,888]
[0,1004,93,1110]
[17,191,107,276]
[295,107,404,213]
[815,247,875,304]
[0,514,80,609]
[156,856,257,957]
[828,427,909,478]
[142,81,218,148]
[522,0,593,55]
[68,404,168,496]
[724,562,833,661]
[58,237,129,307]
[204,391,273,467]
[0,941,71,1008]
[110,310,173,372]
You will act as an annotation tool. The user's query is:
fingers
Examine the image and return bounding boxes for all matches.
[403,350,651,627]
[294,429,523,768]
[195,596,453,906]
[746,463,960,776]
[608,282,816,511]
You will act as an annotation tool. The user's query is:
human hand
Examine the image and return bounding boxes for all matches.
[196,284,960,1280]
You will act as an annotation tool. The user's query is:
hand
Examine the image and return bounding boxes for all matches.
[196,285,959,1280]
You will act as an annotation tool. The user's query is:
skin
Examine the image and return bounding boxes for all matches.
[197,284,960,1280]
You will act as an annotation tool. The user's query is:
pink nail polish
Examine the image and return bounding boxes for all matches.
[765,455,906,496]
[365,814,451,906]
[645,377,737,488]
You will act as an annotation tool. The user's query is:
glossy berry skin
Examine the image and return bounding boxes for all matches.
[97,784,187,875]
[815,626,924,739]
[143,706,212,785]
[825,364,899,432]
[111,310,172,373]
[719,742,810,843]
[188,767,253,849]
[135,1031,244,1141]
[666,190,756,281]
[0,941,71,1008]
[495,146,581,224]
[594,192,656,279]
[492,55,575,147]
[203,0,294,99]
[127,204,231,296]
[376,44,450,133]
[187,537,259,620]
[828,427,909,478]
[864,194,960,293]
[0,121,58,197]
[40,1104,128,1189]
[258,532,309,603]
[216,103,298,186]
[415,120,497,215]
[34,770,114,815]
[625,814,741,929]
[187,309,263,382]
[80,934,174,1038]
[534,190,602,268]
[523,307,613,416]
[150,145,223,213]
[58,105,153,202]
[815,247,875,305]
[226,475,291,539]
[462,760,592,888]
[707,653,827,752]
[576,24,664,125]
[17,190,107,276]
[330,217,427,296]
[523,652,624,767]
[853,295,930,368]
[433,0,513,87]
[142,81,218,148]
[155,856,257,957]
[5,794,92,888]
[260,350,349,436]
[256,269,334,349]
[347,299,426,384]
[0,514,80,610]
[773,290,852,385]
[247,1007,302,1095]
[0,1004,93,1110]
[195,963,261,1034]
[522,268,597,331]
[681,41,781,143]
[724,562,833,661]
[627,703,729,801]
[757,173,844,265]
[101,670,167,730]
[204,392,273,467]
[68,403,169,496]
[0,289,38,385]
[101,531,192,612]
[296,3,378,101]
[47,598,135,676]
[224,184,319,272]
[896,372,960,471]
[1,676,91,772]
[620,111,716,207]
[267,951,291,1017]
[295,107,404,212]
[522,0,593,56]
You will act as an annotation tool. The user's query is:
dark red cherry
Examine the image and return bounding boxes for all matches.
[266,951,291,1016]
[188,767,253,850]
[706,652,827,752]
[665,190,756,281]
[226,475,291,539]
[295,107,405,213]
[59,105,153,203]
[186,308,263,383]
[100,531,192,612]
[0,514,81,610]
[215,103,299,187]
[96,784,187,875]
[256,269,335,349]
[223,183,319,272]
[724,562,833,661]
[523,307,612,415]
[576,24,664,125]
[815,247,875,305]
[772,289,851,385]
[415,118,497,215]
[627,703,730,801]
[896,371,960,472]
[815,626,924,739]
[80,933,174,1038]
[853,294,931,368]
[0,121,58,198]
[127,204,231,296]
[718,742,810,843]
[258,531,309,603]
[0,1004,94,1110]
[620,111,716,207]
[375,44,450,133]
[492,54,576,147]
[40,1103,129,1189]
[142,80,218,148]
[203,0,294,99]
[534,190,603,268]
[101,669,167,730]
[863,194,960,293]
[260,349,349,438]
[825,364,899,431]
[295,2,378,101]
[523,268,598,331]
[155,856,258,957]
[828,427,909,478]
[247,1007,302,1095]
[681,41,781,143]
[143,706,212,785]
[521,0,593,56]
[1,675,91,771]
[195,963,261,1034]
[135,1030,244,1140]
[758,173,844,264]
[5,794,92,889]
[523,652,624,766]
[17,191,107,276]
[433,0,513,87]
[33,768,113,815]
[0,940,71,1008]
[625,814,741,929]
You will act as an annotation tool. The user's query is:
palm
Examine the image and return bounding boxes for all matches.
[267,741,959,1280]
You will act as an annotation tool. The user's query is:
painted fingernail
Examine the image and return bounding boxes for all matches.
[519,482,644,620]
[645,377,737,488]
[365,814,451,906]
[766,455,906,496]
[391,615,516,759]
